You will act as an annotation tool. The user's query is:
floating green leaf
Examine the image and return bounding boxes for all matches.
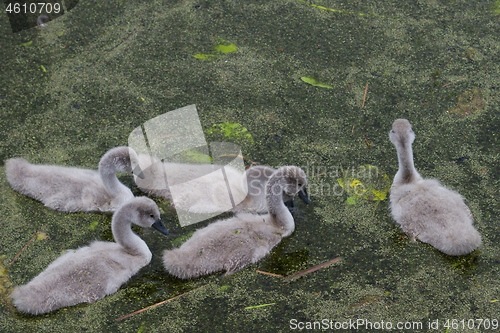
[205,122,254,144]
[337,165,391,204]
[19,41,33,47]
[181,149,213,163]
[218,285,230,291]
[192,39,238,61]
[301,76,334,89]
[296,0,378,16]
[371,189,388,200]
[40,65,47,72]
[214,42,237,54]
[245,303,275,310]
[193,53,219,61]
[346,196,357,205]
[88,220,99,230]
[36,232,49,241]
[493,1,500,15]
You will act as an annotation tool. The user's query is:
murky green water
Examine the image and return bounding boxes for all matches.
[1,0,500,332]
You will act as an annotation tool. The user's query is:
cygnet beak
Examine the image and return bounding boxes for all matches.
[298,188,310,204]
[152,219,169,235]
[132,165,145,179]
[285,188,310,212]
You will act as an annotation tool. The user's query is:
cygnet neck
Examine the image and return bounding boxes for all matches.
[111,207,151,259]
[394,136,422,186]
[99,147,134,198]
[265,174,294,237]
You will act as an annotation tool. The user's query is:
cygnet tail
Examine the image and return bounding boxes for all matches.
[11,284,58,315]
[5,158,31,193]
[441,229,482,256]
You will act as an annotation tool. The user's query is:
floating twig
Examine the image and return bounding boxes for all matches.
[362,134,373,148]
[361,84,368,109]
[116,283,211,321]
[256,270,283,278]
[9,232,39,266]
[443,56,456,69]
[107,28,137,53]
[284,257,341,282]
[442,77,465,88]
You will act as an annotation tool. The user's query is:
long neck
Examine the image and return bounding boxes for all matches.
[265,177,295,237]
[111,209,152,261]
[394,139,421,185]
[101,168,130,197]
[99,147,134,198]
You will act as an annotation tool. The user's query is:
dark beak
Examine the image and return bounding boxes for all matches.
[132,165,145,179]
[152,219,169,235]
[298,188,310,204]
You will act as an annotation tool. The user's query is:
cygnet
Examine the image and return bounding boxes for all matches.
[389,119,481,255]
[5,146,142,212]
[10,197,169,315]
[162,166,307,278]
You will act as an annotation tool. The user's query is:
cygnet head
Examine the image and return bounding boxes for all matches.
[99,146,138,173]
[389,119,415,147]
[114,197,167,233]
[267,166,308,199]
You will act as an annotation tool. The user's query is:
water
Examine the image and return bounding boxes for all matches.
[1,0,500,331]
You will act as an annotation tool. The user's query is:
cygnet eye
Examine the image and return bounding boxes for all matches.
[150,214,154,218]
[298,183,303,187]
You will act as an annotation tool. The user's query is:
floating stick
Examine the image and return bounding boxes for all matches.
[361,84,368,109]
[442,77,465,88]
[256,270,283,278]
[9,233,39,266]
[284,257,341,282]
[116,283,211,321]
